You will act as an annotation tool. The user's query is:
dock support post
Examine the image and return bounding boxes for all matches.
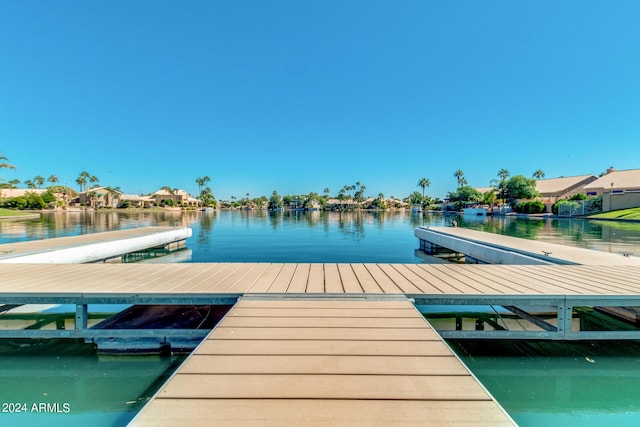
[557,301,574,339]
[75,304,88,330]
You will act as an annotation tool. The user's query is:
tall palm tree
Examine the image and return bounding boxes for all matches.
[417,178,430,199]
[8,179,20,189]
[47,175,59,186]
[195,177,204,194]
[89,175,99,189]
[0,152,16,184]
[24,179,35,189]
[497,169,510,181]
[33,175,45,189]
[323,187,330,198]
[532,169,545,180]
[77,171,90,192]
[454,170,465,188]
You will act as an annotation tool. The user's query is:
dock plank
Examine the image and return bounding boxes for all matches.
[131,399,514,427]
[306,263,325,293]
[159,373,490,400]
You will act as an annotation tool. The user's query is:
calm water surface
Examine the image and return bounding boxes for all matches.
[3,210,640,426]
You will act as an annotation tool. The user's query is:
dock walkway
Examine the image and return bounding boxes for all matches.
[130,297,514,426]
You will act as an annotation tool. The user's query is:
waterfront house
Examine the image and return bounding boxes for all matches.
[74,187,123,208]
[153,189,201,207]
[534,175,598,202]
[583,168,640,211]
[119,194,154,208]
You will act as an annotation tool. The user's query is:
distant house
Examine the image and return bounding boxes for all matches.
[119,194,154,208]
[583,169,640,212]
[153,189,201,207]
[534,175,598,202]
[74,186,123,208]
[0,188,64,205]
[0,188,49,198]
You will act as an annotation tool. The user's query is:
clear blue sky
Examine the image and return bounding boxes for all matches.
[1,1,639,200]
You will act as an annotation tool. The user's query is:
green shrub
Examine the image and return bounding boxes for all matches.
[516,200,545,214]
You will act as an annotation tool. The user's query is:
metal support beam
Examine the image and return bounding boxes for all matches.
[0,304,22,314]
[503,305,557,332]
[557,301,574,339]
[75,304,88,330]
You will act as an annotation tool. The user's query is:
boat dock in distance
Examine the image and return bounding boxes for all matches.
[0,227,191,264]
[415,226,640,265]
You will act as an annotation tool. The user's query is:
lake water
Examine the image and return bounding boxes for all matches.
[2,210,640,426]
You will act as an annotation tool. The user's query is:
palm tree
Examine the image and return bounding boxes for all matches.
[47,175,59,186]
[76,171,90,192]
[454,170,465,188]
[89,175,99,189]
[497,169,510,181]
[0,152,16,186]
[24,179,35,189]
[34,175,45,189]
[195,177,204,194]
[417,178,430,200]
[203,176,211,187]
[532,169,545,180]
[323,187,330,198]
[7,179,19,189]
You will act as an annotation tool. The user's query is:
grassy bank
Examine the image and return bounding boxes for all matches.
[589,207,640,220]
[0,208,34,217]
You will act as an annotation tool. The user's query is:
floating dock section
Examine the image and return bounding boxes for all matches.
[130,296,515,426]
[415,226,640,265]
[0,227,192,264]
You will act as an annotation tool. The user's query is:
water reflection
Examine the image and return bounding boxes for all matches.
[3,210,640,262]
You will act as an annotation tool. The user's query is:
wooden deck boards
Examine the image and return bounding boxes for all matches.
[130,299,514,426]
[0,263,640,297]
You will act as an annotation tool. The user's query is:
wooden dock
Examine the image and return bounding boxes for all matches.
[2,260,640,424]
[0,227,191,263]
[130,297,515,426]
[415,226,640,265]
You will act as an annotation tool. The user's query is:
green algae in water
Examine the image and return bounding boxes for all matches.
[449,340,640,426]
[0,339,186,427]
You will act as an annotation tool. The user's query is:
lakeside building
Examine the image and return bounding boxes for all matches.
[75,186,123,208]
[119,194,154,208]
[152,189,201,207]
[583,168,640,212]
[534,175,598,203]
[0,188,65,205]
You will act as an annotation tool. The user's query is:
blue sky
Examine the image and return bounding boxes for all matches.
[1,1,639,200]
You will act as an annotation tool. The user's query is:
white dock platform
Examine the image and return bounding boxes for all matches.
[0,227,191,264]
[415,226,640,265]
